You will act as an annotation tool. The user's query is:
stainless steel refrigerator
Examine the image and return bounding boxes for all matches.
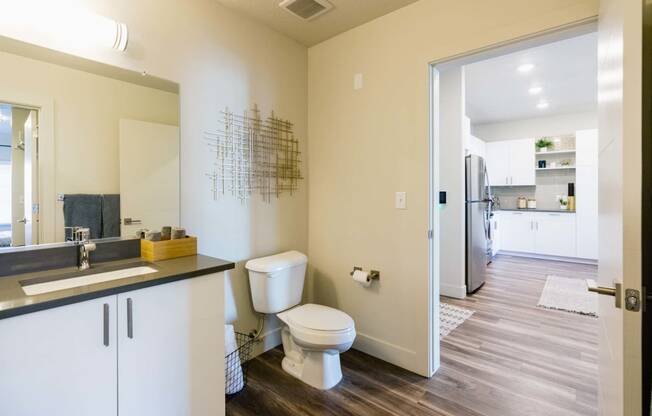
[465,154,492,293]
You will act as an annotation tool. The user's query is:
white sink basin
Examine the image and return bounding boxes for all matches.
[22,266,157,296]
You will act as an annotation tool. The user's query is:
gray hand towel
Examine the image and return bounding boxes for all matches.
[101,194,121,238]
[63,194,103,239]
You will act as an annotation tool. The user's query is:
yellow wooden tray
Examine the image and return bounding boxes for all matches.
[140,236,197,262]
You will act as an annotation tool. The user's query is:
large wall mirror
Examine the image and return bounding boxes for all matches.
[0,36,180,249]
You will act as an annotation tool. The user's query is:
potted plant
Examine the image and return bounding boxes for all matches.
[536,137,553,153]
[558,195,568,210]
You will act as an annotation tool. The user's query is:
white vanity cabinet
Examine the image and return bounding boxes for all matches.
[117,275,222,416]
[0,273,223,416]
[493,211,577,258]
[485,138,535,186]
[0,296,118,416]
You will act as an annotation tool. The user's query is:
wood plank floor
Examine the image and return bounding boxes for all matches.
[226,255,598,416]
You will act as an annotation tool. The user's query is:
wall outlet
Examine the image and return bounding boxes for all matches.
[395,192,407,209]
[354,73,363,90]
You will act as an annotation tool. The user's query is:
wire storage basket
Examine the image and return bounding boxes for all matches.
[225,332,254,396]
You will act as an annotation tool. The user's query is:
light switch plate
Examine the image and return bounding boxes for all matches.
[354,73,363,90]
[395,192,407,209]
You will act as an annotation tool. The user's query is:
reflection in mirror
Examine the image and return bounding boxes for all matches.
[0,37,179,249]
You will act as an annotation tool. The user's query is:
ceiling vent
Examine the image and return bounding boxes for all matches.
[279,0,333,21]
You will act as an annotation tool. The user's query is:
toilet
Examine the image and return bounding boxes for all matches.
[245,251,355,390]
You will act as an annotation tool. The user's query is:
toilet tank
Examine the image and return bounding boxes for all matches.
[245,251,308,314]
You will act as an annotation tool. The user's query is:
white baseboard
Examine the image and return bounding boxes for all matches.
[352,331,422,375]
[440,283,466,299]
[497,251,597,265]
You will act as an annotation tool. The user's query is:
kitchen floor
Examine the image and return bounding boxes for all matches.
[226,255,598,416]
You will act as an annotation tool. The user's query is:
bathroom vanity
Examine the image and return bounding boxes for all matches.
[0,246,234,416]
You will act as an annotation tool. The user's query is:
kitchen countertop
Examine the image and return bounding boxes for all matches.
[495,208,576,213]
[0,254,234,319]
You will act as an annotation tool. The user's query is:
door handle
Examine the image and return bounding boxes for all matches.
[123,218,142,225]
[103,303,110,346]
[588,282,622,308]
[127,298,134,339]
[17,217,27,224]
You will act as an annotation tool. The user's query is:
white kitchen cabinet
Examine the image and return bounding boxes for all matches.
[0,296,118,416]
[117,275,222,416]
[534,213,577,257]
[509,139,536,185]
[496,211,578,258]
[499,211,536,252]
[485,140,511,186]
[575,129,599,260]
[485,138,535,186]
[490,212,501,256]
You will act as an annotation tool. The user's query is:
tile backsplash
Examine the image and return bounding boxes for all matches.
[492,170,575,210]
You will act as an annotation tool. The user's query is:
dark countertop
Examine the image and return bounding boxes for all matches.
[0,254,234,319]
[495,208,576,213]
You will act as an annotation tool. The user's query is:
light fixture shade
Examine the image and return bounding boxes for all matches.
[112,22,129,51]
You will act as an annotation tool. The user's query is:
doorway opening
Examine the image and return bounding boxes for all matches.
[0,102,39,247]
[428,20,600,414]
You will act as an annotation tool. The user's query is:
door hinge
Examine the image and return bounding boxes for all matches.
[428,229,434,239]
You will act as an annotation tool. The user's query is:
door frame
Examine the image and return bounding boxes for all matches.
[0,94,54,245]
[427,18,598,376]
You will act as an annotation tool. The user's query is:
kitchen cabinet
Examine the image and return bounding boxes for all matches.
[534,213,576,257]
[485,138,535,186]
[495,211,577,258]
[0,296,118,416]
[575,129,598,260]
[499,211,536,253]
[0,273,223,416]
[490,213,501,256]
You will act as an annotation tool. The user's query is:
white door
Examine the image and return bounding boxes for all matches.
[597,0,642,414]
[119,119,179,237]
[509,138,535,186]
[23,110,38,245]
[499,211,535,252]
[117,274,223,416]
[485,140,510,186]
[533,213,576,257]
[0,297,118,416]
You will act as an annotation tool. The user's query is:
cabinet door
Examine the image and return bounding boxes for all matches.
[509,138,536,186]
[0,297,118,416]
[576,166,598,259]
[576,129,598,167]
[490,214,501,255]
[499,212,536,252]
[118,274,223,416]
[534,213,577,257]
[485,141,511,186]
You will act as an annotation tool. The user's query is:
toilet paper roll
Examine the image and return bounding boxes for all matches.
[352,269,371,287]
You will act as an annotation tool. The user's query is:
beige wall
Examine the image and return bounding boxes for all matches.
[0,50,179,242]
[308,0,598,376]
[0,0,308,362]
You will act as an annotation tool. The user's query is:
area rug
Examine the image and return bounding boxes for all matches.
[440,302,474,338]
[537,275,598,317]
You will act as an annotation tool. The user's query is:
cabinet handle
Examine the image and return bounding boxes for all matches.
[103,303,109,347]
[127,298,134,339]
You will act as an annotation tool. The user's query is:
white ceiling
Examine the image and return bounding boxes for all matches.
[214,0,420,46]
[465,32,598,125]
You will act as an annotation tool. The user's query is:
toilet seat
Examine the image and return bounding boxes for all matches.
[278,304,355,348]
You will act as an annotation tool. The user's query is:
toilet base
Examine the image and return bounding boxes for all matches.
[281,327,343,390]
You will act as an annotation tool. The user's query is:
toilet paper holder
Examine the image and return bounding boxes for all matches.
[350,266,380,280]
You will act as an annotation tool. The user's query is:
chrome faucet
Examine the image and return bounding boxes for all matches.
[74,228,96,270]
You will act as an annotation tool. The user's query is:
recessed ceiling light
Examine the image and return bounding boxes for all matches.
[536,101,549,110]
[517,63,535,73]
[528,86,543,95]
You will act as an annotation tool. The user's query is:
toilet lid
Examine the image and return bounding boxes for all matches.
[286,304,354,332]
